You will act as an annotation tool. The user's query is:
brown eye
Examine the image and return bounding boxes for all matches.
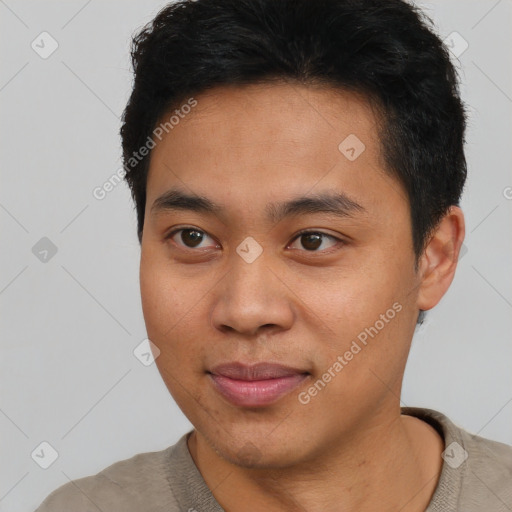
[167,227,219,250]
[289,231,340,252]
[300,233,322,250]
[180,229,204,248]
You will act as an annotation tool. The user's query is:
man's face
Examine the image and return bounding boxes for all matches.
[140,83,422,467]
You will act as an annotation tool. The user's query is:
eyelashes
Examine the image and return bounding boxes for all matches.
[288,229,342,252]
[165,227,219,250]
[165,226,345,254]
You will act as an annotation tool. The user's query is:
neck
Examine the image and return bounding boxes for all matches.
[187,409,444,512]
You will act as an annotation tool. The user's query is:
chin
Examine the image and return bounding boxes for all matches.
[209,429,307,470]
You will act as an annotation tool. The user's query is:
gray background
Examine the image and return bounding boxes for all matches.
[1,1,511,510]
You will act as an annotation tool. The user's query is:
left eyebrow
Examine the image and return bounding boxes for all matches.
[265,191,366,224]
[150,187,366,223]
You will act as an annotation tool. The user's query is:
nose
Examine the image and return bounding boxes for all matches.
[210,247,295,337]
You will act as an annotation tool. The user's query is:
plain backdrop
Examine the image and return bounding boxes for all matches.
[1,1,511,510]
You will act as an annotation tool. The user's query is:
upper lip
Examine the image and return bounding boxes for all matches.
[209,362,308,381]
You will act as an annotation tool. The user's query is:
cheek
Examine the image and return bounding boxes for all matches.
[139,249,215,364]
[140,254,210,407]
[304,261,413,379]
[140,261,176,340]
[140,251,196,347]
[303,262,405,335]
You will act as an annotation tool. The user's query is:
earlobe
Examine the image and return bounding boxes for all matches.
[416,206,465,312]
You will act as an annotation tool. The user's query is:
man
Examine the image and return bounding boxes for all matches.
[36,0,512,510]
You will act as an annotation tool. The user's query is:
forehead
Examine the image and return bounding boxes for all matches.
[146,82,404,216]
[152,81,382,154]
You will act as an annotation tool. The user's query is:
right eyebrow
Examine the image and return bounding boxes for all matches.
[150,187,366,223]
[151,188,221,217]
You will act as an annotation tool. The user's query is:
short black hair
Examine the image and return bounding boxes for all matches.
[121,0,467,268]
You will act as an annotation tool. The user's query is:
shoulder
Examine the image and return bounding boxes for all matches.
[34,442,183,512]
[403,407,512,509]
[457,422,512,502]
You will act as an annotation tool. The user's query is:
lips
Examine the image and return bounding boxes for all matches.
[210,362,307,380]
[208,362,309,407]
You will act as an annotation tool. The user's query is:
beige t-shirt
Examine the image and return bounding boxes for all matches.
[35,407,512,511]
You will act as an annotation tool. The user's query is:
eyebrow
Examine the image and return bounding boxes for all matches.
[150,187,366,223]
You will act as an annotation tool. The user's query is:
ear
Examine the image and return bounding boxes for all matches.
[416,206,465,312]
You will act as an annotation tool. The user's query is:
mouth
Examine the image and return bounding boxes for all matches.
[208,362,310,407]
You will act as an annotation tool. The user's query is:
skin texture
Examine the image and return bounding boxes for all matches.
[140,82,465,512]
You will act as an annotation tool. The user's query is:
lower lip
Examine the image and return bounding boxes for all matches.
[209,373,309,407]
